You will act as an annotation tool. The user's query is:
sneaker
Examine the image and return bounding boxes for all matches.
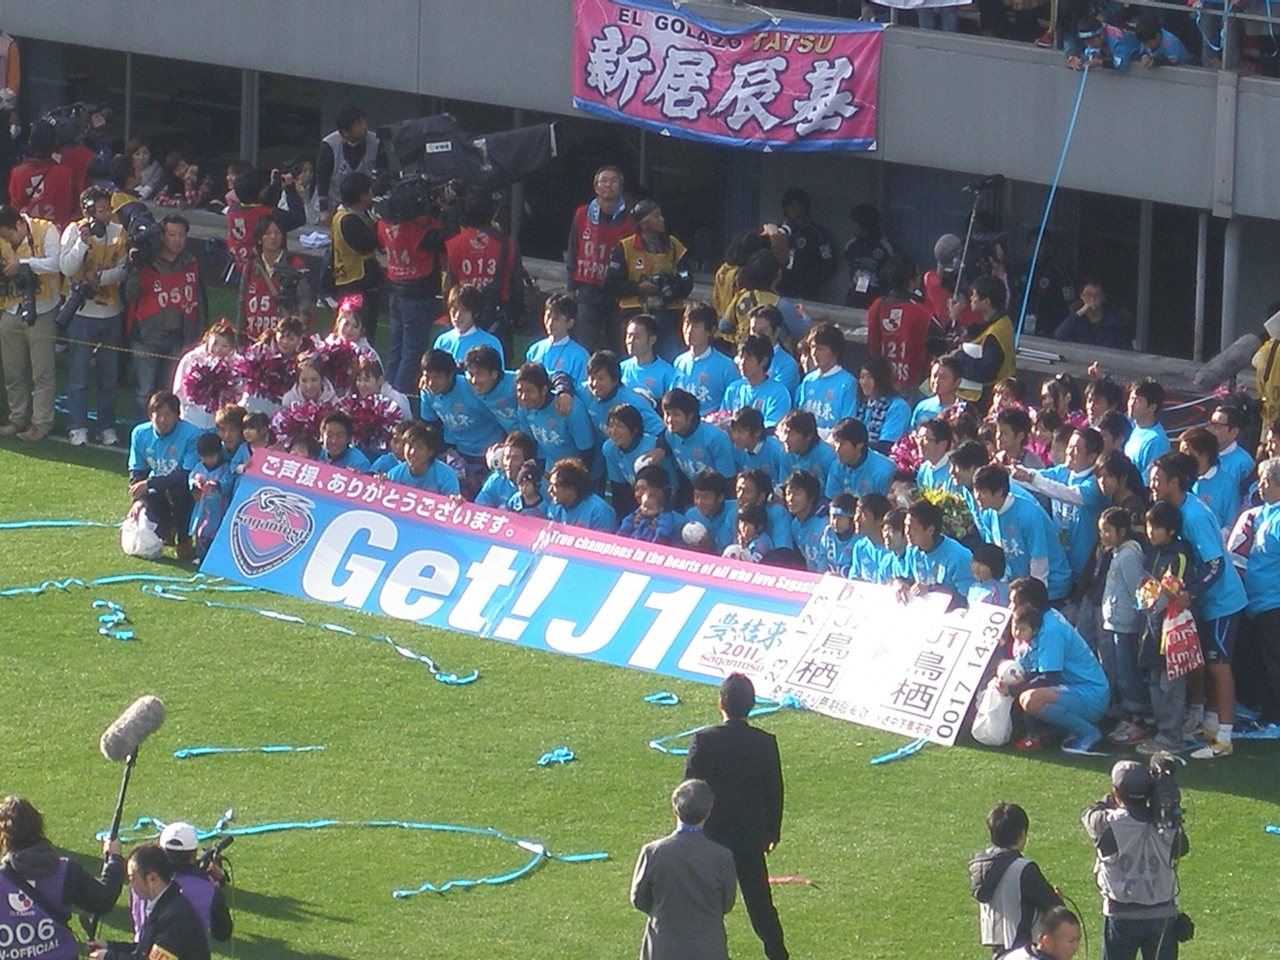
[1189,723,1217,744]
[1062,731,1103,755]
[1014,733,1048,752]
[69,428,89,446]
[1033,29,1053,47]
[1108,720,1146,744]
[99,428,119,446]
[1182,712,1205,736]
[1190,740,1233,760]
[16,425,47,442]
[0,421,26,437]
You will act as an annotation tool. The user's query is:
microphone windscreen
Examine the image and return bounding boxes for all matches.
[99,695,166,762]
[1193,334,1261,389]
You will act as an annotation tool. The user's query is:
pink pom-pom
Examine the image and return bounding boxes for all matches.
[314,338,359,393]
[270,399,334,448]
[233,342,295,403]
[182,353,241,413]
[341,393,402,450]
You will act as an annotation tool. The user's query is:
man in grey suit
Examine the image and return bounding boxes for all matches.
[631,778,738,960]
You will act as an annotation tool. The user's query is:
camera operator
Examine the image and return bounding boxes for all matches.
[443,190,524,361]
[125,823,230,947]
[236,212,312,339]
[603,199,693,363]
[124,214,207,423]
[328,171,382,341]
[58,185,127,446]
[88,844,209,960]
[1082,760,1189,960]
[8,122,76,228]
[316,105,383,227]
[0,204,61,442]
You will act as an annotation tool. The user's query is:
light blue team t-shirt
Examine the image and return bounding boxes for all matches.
[1178,494,1247,621]
[1015,609,1109,714]
[526,337,590,383]
[795,366,858,434]
[1244,501,1280,617]
[674,347,739,417]
[825,448,896,500]
[435,325,505,368]
[387,459,460,495]
[981,495,1073,601]
[621,356,675,400]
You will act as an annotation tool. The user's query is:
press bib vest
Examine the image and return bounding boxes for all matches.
[958,315,1016,402]
[445,229,514,298]
[0,859,76,960]
[226,205,272,271]
[1094,815,1177,907]
[243,253,305,338]
[377,218,440,283]
[330,208,375,286]
[570,205,632,287]
[322,130,379,200]
[0,218,59,309]
[135,261,201,323]
[617,233,687,311]
[66,220,126,311]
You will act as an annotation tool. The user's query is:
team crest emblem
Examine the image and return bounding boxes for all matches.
[7,891,33,913]
[883,311,902,333]
[231,219,247,241]
[229,487,315,577]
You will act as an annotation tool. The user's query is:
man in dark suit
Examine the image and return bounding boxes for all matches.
[631,778,737,960]
[89,843,210,960]
[684,672,788,960]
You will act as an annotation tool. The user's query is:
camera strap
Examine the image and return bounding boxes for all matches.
[260,258,285,300]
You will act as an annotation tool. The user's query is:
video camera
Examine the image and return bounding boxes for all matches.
[196,834,234,872]
[272,264,309,313]
[116,201,164,267]
[375,174,462,225]
[42,101,112,146]
[1145,751,1184,835]
[0,263,39,325]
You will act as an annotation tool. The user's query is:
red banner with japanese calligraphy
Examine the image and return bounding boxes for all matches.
[572,0,883,151]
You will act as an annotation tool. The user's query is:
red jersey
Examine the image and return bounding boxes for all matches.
[445,228,515,298]
[866,296,936,392]
[54,143,95,197]
[569,204,632,287]
[132,261,202,330]
[377,216,442,283]
[226,205,272,270]
[8,159,76,228]
[242,254,306,339]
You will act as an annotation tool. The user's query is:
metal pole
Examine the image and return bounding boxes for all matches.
[1194,210,1208,362]
[1135,199,1152,352]
[123,53,132,146]
[1221,217,1242,353]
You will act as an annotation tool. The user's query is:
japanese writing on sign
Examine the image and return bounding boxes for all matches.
[573,0,882,151]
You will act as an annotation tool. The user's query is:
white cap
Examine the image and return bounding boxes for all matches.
[158,821,198,852]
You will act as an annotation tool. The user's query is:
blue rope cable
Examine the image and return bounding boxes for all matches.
[869,737,928,765]
[103,815,608,898]
[1015,66,1090,348]
[174,745,326,759]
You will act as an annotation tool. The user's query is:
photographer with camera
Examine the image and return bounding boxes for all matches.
[603,199,693,363]
[236,212,312,339]
[124,214,207,423]
[58,185,128,446]
[126,823,231,947]
[0,204,61,442]
[1082,759,1189,960]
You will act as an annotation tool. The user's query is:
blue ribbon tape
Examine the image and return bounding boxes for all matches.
[0,520,118,530]
[92,599,134,641]
[536,747,576,767]
[1266,825,1280,836]
[648,695,805,755]
[870,737,928,765]
[103,815,607,898]
[644,692,680,706]
[174,745,325,759]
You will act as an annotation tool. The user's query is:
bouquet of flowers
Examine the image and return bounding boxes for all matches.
[234,342,295,403]
[341,393,402,450]
[890,432,922,473]
[919,485,974,543]
[271,399,334,448]
[1137,572,1185,610]
[314,338,359,393]
[182,353,241,414]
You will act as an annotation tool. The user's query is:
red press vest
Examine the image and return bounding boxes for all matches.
[242,253,305,339]
[865,296,936,392]
[132,261,201,330]
[445,228,514,298]
[377,217,441,283]
[9,160,76,228]
[570,205,632,287]
[226,205,272,270]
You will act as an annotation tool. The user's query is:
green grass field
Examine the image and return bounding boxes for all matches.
[2,441,1279,960]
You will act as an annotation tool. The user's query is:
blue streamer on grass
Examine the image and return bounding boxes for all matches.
[648,695,805,755]
[104,815,607,898]
[870,737,928,766]
[1266,824,1280,836]
[536,747,576,767]
[93,599,134,641]
[0,520,118,530]
[644,692,680,706]
[174,745,325,759]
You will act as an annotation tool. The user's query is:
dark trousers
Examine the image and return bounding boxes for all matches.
[730,846,788,960]
[1236,607,1280,721]
[574,284,617,354]
[1103,915,1178,960]
[144,486,195,545]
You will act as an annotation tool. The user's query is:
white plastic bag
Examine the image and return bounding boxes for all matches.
[971,678,1013,747]
[120,501,164,560]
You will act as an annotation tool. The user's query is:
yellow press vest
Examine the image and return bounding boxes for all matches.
[64,220,127,311]
[0,217,59,310]
[958,314,1016,403]
[618,233,687,311]
[331,207,375,286]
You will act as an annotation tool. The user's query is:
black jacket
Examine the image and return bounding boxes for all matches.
[106,883,210,960]
[684,718,783,853]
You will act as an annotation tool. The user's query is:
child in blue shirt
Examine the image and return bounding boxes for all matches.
[319,410,373,474]
[784,469,828,571]
[506,459,550,519]
[620,313,675,402]
[673,303,738,417]
[387,423,460,495]
[732,468,794,550]
[476,430,537,507]
[819,493,858,576]
[189,432,233,561]
[967,542,1009,607]
[370,420,414,476]
[526,292,590,383]
[777,408,836,481]
[213,405,250,483]
[620,482,680,545]
[434,283,505,368]
[684,470,735,553]
[729,502,773,562]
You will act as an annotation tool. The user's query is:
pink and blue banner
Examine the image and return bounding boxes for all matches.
[201,453,819,687]
[572,0,883,152]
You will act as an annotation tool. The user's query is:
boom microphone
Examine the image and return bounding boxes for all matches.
[1192,333,1262,391]
[100,695,167,761]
